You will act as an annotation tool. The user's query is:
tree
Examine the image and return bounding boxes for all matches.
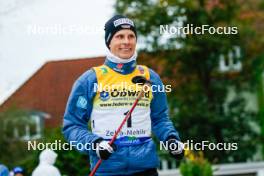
[180,150,213,176]
[0,107,38,175]
[0,107,90,176]
[115,0,263,163]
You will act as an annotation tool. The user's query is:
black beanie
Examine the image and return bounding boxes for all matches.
[104,15,137,49]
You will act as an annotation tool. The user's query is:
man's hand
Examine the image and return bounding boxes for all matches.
[96,140,117,160]
[167,137,185,160]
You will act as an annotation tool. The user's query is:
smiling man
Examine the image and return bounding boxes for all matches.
[108,29,136,59]
[63,15,184,176]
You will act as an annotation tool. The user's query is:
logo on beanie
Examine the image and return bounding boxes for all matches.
[121,24,131,29]
[114,18,134,27]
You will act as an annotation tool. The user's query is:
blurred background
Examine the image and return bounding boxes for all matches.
[0,0,264,175]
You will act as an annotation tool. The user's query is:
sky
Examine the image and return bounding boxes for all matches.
[0,0,115,104]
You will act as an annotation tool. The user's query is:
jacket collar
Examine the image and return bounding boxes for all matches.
[104,51,137,74]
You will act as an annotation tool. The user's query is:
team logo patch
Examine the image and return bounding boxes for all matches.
[138,66,144,74]
[76,96,87,109]
[100,67,108,75]
[100,91,110,101]
[117,63,123,69]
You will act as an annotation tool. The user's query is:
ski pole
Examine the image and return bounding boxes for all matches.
[89,76,151,176]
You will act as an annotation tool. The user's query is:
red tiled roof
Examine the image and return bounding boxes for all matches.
[0,57,105,127]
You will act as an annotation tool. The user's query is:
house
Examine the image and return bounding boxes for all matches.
[0,57,105,130]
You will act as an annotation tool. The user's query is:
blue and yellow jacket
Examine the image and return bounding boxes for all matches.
[63,58,180,175]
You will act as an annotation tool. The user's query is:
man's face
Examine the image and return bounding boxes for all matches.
[109,29,136,59]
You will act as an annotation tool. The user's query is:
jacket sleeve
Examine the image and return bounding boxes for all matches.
[62,69,101,152]
[149,68,181,142]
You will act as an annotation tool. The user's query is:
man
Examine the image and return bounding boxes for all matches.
[12,166,25,176]
[63,15,184,176]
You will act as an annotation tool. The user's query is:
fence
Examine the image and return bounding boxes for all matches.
[158,161,264,176]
